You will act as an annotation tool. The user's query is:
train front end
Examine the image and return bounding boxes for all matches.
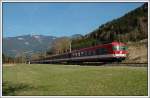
[111,42,128,62]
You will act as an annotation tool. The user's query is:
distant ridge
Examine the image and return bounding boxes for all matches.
[3,35,57,57]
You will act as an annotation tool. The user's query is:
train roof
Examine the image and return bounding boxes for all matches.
[72,41,126,52]
[111,41,126,45]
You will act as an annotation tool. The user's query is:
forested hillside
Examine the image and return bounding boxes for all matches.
[72,3,148,50]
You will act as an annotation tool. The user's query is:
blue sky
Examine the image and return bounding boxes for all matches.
[3,2,144,37]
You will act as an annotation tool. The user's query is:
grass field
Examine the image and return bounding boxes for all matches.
[2,64,148,96]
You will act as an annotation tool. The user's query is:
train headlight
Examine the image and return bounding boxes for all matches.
[120,51,122,54]
[115,54,120,56]
[115,54,126,57]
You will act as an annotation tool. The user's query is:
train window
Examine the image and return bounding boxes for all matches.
[73,53,75,57]
[96,48,108,55]
[78,52,80,56]
[92,51,96,55]
[81,52,84,56]
[88,51,92,56]
[75,53,78,57]
[120,46,128,50]
[74,53,76,57]
[87,51,89,55]
[84,51,87,56]
[72,53,74,57]
[102,48,108,54]
[113,46,127,50]
[90,51,92,55]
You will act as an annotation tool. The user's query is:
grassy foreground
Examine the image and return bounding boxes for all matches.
[2,64,148,96]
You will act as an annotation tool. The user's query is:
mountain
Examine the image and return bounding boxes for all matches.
[72,3,148,49]
[3,34,57,57]
[3,34,83,57]
[70,34,83,39]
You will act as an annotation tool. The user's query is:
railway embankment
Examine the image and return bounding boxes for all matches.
[123,39,148,64]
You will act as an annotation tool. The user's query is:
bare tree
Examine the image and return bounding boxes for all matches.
[51,37,71,54]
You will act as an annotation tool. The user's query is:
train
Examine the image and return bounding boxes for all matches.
[30,42,128,64]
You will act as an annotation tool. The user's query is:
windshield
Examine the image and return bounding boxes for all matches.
[113,46,127,50]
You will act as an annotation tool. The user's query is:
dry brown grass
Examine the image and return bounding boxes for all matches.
[124,40,148,63]
[3,64,16,67]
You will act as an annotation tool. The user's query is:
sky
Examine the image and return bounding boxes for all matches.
[3,2,144,37]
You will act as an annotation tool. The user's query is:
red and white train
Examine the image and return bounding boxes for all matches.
[31,42,128,64]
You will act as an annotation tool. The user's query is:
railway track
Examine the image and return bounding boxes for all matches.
[53,62,148,67]
[29,60,148,67]
[100,63,148,67]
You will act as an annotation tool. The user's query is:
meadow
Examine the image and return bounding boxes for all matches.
[2,64,148,96]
